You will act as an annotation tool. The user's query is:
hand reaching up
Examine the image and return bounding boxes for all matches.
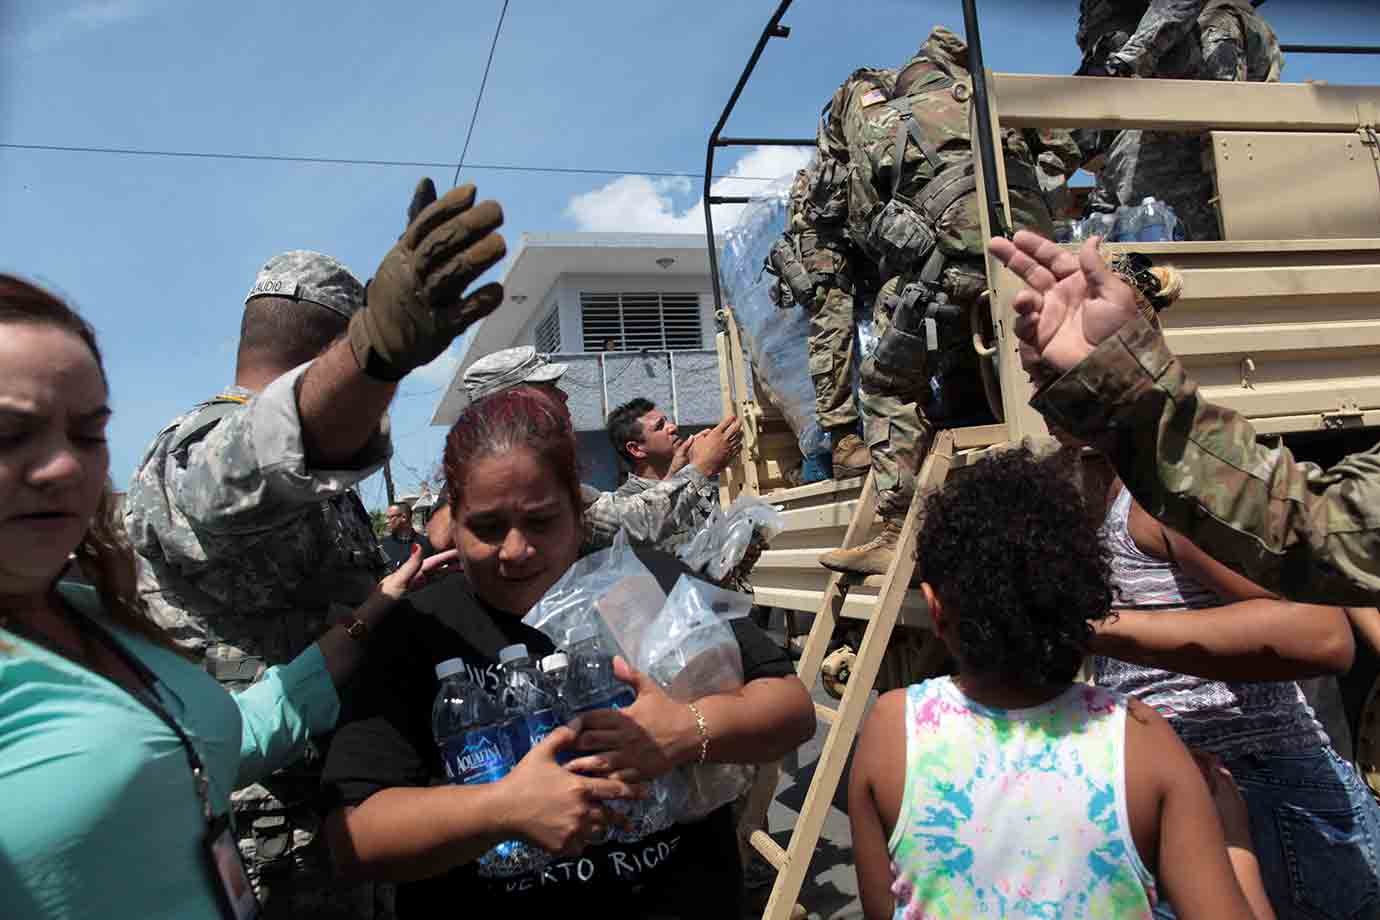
[987,231,1140,377]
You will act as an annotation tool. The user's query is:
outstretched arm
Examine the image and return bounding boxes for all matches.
[988,231,1380,604]
[302,178,506,466]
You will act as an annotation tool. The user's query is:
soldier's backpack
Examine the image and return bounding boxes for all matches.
[857,66,1042,277]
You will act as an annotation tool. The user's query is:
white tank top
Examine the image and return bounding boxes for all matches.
[1095,487,1327,758]
[887,678,1157,919]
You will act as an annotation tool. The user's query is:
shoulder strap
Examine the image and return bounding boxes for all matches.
[886,99,946,201]
[172,396,247,452]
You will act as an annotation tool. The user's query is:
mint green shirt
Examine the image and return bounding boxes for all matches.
[0,583,339,919]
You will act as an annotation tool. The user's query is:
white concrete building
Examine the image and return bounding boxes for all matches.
[431,232,723,489]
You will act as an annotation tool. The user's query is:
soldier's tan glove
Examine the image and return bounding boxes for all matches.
[350,178,507,381]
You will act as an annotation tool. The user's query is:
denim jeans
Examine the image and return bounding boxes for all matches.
[1154,748,1380,920]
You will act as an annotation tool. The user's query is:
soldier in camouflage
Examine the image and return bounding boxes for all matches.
[1199,0,1282,82]
[606,397,721,553]
[767,72,898,481]
[817,26,1060,576]
[125,178,509,919]
[1078,1,1216,240]
[991,229,1380,606]
[1077,0,1282,242]
[126,251,392,919]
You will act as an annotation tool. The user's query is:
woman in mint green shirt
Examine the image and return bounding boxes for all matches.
[0,275,436,919]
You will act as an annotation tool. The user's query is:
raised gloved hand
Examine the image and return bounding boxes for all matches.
[349,178,507,381]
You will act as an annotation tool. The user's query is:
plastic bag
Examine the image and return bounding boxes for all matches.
[718,173,830,458]
[521,531,665,668]
[677,495,785,584]
[640,576,756,820]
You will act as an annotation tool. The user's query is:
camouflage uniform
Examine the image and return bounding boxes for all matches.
[125,255,392,919]
[1078,1,1225,241]
[781,68,897,436]
[1199,0,1283,82]
[579,467,722,552]
[611,472,720,553]
[780,163,860,433]
[840,28,1055,518]
[1032,314,1380,605]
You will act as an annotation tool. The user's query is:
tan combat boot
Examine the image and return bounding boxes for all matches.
[830,432,870,480]
[818,517,903,576]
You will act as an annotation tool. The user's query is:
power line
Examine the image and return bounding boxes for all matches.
[454,0,511,188]
[0,142,786,182]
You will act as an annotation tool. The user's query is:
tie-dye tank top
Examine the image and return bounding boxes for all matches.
[887,677,1157,920]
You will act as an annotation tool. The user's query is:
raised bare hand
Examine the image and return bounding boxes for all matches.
[987,231,1139,377]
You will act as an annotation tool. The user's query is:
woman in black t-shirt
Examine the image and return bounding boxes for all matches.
[320,385,815,919]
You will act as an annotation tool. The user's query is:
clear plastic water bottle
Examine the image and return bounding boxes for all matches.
[562,626,685,843]
[1082,211,1117,241]
[540,652,570,711]
[1135,197,1182,242]
[564,625,636,714]
[1110,203,1142,242]
[497,644,564,762]
[431,658,548,877]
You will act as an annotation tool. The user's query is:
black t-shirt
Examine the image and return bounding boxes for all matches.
[321,550,794,919]
[379,531,435,570]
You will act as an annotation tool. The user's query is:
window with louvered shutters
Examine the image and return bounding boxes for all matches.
[534,308,561,353]
[579,291,703,352]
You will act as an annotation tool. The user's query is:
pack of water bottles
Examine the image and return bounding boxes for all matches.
[1060,196,1184,243]
[523,532,758,820]
[431,626,686,877]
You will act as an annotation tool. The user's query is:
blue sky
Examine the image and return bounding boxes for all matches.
[3,0,1377,509]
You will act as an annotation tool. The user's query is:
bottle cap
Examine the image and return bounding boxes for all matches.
[567,624,597,645]
[499,644,530,665]
[540,653,569,673]
[435,658,467,680]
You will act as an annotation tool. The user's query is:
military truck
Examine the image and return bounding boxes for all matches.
[704,5,1380,916]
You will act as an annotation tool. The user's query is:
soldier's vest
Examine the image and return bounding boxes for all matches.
[168,396,385,685]
[857,67,1046,279]
[767,160,854,309]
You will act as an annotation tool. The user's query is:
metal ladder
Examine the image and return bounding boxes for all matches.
[746,430,956,920]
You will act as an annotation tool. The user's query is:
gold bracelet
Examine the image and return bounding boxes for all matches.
[687,702,710,765]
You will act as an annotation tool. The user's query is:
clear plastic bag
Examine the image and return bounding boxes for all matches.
[718,175,830,458]
[641,576,756,820]
[525,540,761,823]
[676,495,785,583]
[521,531,665,667]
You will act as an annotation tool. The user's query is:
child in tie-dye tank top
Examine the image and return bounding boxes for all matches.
[848,450,1275,920]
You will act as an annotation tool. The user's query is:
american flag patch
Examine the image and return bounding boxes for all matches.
[861,89,886,107]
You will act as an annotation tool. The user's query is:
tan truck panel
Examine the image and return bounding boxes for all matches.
[1212,131,1380,241]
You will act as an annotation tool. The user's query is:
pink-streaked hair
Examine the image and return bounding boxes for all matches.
[443,384,582,517]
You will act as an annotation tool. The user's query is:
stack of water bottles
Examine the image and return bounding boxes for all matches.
[431,629,684,877]
[1059,196,1184,243]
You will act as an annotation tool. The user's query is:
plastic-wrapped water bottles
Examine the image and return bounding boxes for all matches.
[497,644,564,762]
[431,658,549,877]
[1068,198,1182,244]
[1134,197,1182,241]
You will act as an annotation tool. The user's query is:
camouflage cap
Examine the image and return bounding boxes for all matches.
[245,250,366,320]
[463,346,568,402]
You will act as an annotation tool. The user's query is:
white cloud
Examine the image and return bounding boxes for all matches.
[565,145,813,234]
[23,0,156,51]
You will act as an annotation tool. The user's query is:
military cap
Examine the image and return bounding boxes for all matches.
[245,250,366,320]
[463,346,568,402]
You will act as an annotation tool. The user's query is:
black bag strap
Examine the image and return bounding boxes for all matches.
[173,396,249,452]
[60,603,215,820]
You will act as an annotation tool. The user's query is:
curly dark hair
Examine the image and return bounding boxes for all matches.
[915,447,1112,685]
